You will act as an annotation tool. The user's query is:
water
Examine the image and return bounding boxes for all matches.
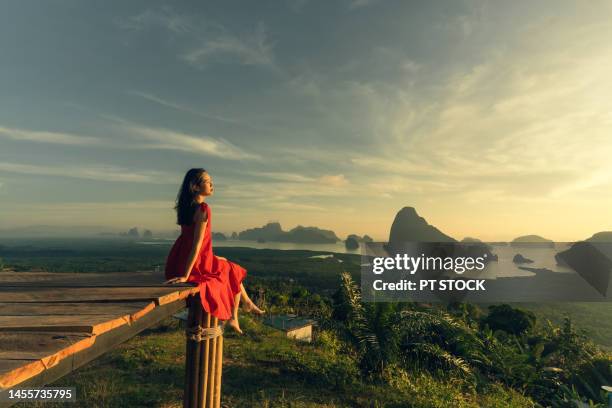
[479,243,576,279]
[138,239,362,254]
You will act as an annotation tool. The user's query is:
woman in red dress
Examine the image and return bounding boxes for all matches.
[164,168,263,334]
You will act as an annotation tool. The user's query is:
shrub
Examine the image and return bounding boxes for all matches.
[482,304,536,335]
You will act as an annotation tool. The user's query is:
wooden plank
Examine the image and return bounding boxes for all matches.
[0,332,94,374]
[0,286,198,305]
[0,360,46,390]
[0,302,151,316]
[0,315,130,335]
[0,297,187,394]
[0,271,195,287]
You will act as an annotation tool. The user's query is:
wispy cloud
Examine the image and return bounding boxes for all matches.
[126,90,263,130]
[318,174,349,187]
[119,8,277,70]
[0,126,100,145]
[124,124,260,160]
[0,162,176,184]
[117,7,194,33]
[15,200,174,212]
[181,22,276,69]
[329,16,612,203]
[348,0,379,10]
[251,171,315,183]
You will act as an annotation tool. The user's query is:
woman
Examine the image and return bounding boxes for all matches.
[164,168,263,334]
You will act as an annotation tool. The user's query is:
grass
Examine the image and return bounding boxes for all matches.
[15,315,535,408]
[520,302,612,350]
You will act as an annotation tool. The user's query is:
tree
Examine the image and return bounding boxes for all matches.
[482,304,536,335]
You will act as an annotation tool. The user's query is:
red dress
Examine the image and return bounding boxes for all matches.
[165,202,246,320]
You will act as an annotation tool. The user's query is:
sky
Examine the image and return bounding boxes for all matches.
[0,0,611,241]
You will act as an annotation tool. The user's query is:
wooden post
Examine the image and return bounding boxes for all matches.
[183,296,197,408]
[191,304,203,408]
[197,313,211,408]
[184,294,224,408]
[206,317,219,408]
[214,332,223,408]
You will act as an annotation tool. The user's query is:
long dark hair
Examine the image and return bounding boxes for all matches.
[175,168,207,225]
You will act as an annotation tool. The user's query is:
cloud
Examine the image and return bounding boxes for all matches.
[348,0,379,10]
[180,22,276,69]
[0,162,176,184]
[120,8,277,70]
[15,200,174,212]
[126,90,265,131]
[251,171,315,183]
[318,174,349,187]
[335,13,612,203]
[125,125,259,160]
[0,126,100,145]
[0,120,257,161]
[116,7,195,34]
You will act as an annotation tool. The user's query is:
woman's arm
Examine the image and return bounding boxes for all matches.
[165,209,207,284]
[183,209,207,279]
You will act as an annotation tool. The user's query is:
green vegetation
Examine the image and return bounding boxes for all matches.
[3,239,611,407]
[335,272,611,407]
[16,315,535,408]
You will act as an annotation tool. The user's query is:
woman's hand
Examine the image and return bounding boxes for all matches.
[164,276,189,284]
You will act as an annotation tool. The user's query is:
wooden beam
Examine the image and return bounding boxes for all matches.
[0,297,187,406]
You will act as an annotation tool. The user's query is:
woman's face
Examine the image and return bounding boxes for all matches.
[198,172,214,196]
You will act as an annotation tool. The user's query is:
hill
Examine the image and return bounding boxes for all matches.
[388,207,455,244]
[511,235,555,248]
[587,231,612,242]
[238,222,339,244]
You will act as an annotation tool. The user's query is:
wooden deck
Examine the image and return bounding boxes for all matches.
[0,271,199,407]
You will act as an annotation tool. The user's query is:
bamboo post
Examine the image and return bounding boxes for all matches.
[191,304,203,408]
[184,294,224,408]
[206,317,219,408]
[214,332,223,408]
[197,313,212,408]
[183,296,197,408]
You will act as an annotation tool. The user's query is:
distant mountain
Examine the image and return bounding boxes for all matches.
[285,226,339,243]
[238,222,284,241]
[386,207,497,267]
[238,222,339,244]
[461,237,482,243]
[345,236,359,250]
[586,231,612,242]
[212,232,227,241]
[388,207,455,244]
[346,234,374,242]
[511,235,554,248]
[345,234,374,250]
[556,240,612,296]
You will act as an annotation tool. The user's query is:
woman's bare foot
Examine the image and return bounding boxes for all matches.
[243,301,265,315]
[227,318,243,334]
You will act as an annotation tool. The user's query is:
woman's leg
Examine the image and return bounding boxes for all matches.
[240,283,265,314]
[227,292,243,334]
